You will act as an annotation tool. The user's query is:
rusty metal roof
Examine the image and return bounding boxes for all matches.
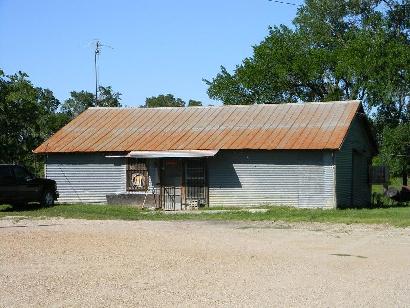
[34,100,362,153]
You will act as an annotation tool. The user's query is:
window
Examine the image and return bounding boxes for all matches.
[0,166,12,184]
[126,159,148,191]
[13,166,32,182]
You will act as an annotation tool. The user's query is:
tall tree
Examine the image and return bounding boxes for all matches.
[97,85,122,107]
[0,71,121,173]
[377,123,410,185]
[145,94,185,107]
[188,99,203,107]
[61,90,94,118]
[205,0,409,123]
[0,70,69,173]
[205,0,409,183]
[145,94,203,107]
[61,86,122,118]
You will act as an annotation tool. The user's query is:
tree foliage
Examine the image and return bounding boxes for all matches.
[0,69,123,174]
[97,86,122,107]
[205,0,409,122]
[145,94,185,107]
[61,90,94,118]
[0,70,70,173]
[187,99,203,107]
[377,123,410,182]
[61,86,122,118]
[206,0,409,182]
[145,94,203,107]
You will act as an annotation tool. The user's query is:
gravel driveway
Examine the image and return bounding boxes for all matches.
[0,218,409,307]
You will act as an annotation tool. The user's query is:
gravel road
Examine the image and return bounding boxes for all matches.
[0,218,409,307]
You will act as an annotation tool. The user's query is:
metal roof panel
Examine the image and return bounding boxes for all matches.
[33,101,362,153]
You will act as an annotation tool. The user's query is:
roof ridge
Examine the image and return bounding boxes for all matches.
[89,100,360,110]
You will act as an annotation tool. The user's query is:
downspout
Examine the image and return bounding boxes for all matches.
[332,150,337,208]
[45,154,47,179]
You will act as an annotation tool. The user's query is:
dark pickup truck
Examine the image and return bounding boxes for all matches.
[0,164,59,207]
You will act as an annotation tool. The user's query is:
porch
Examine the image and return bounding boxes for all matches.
[107,150,216,210]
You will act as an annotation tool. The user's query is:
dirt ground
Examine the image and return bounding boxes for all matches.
[0,218,409,307]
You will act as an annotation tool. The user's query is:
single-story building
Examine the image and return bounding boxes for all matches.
[34,100,377,209]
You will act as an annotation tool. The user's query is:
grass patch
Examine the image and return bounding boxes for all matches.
[372,177,404,194]
[372,177,409,208]
[0,203,409,227]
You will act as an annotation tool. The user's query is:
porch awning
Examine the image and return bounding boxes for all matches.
[106,150,219,158]
[129,150,219,158]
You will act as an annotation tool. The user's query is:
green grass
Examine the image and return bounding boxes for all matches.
[1,203,409,227]
[372,177,404,194]
[371,177,409,207]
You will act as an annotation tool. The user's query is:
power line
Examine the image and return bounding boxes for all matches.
[268,0,301,6]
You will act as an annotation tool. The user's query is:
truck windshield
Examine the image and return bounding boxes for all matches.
[0,166,12,183]
[14,166,33,181]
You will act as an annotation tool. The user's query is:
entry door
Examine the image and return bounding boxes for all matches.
[161,159,183,210]
[352,150,370,207]
[185,159,207,206]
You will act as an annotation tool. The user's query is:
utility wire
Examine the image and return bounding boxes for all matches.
[268,0,301,6]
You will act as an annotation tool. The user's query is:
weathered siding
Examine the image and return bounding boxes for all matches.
[335,115,373,207]
[45,153,126,203]
[208,150,335,208]
[45,117,373,208]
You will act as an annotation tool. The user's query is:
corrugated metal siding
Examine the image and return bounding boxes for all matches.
[352,151,370,206]
[334,148,352,206]
[208,150,335,208]
[335,115,373,207]
[45,153,126,203]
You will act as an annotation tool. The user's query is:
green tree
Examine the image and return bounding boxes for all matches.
[206,0,409,184]
[0,70,69,173]
[145,94,185,107]
[61,90,94,118]
[378,123,410,185]
[97,85,122,107]
[187,99,203,107]
[0,70,120,173]
[205,0,409,124]
[145,94,203,107]
[36,88,70,142]
[61,86,122,118]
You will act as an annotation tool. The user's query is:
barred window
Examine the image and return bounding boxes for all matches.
[126,158,148,191]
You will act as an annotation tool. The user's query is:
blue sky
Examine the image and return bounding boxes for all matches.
[0,0,299,107]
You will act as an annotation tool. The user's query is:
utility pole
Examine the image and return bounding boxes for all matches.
[93,40,113,104]
[94,41,101,103]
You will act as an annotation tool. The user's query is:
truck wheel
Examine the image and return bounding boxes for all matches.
[41,191,55,207]
[11,202,26,209]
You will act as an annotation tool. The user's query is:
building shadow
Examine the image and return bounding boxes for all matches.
[0,202,55,212]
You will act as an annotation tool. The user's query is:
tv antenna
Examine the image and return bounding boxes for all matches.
[93,40,113,103]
